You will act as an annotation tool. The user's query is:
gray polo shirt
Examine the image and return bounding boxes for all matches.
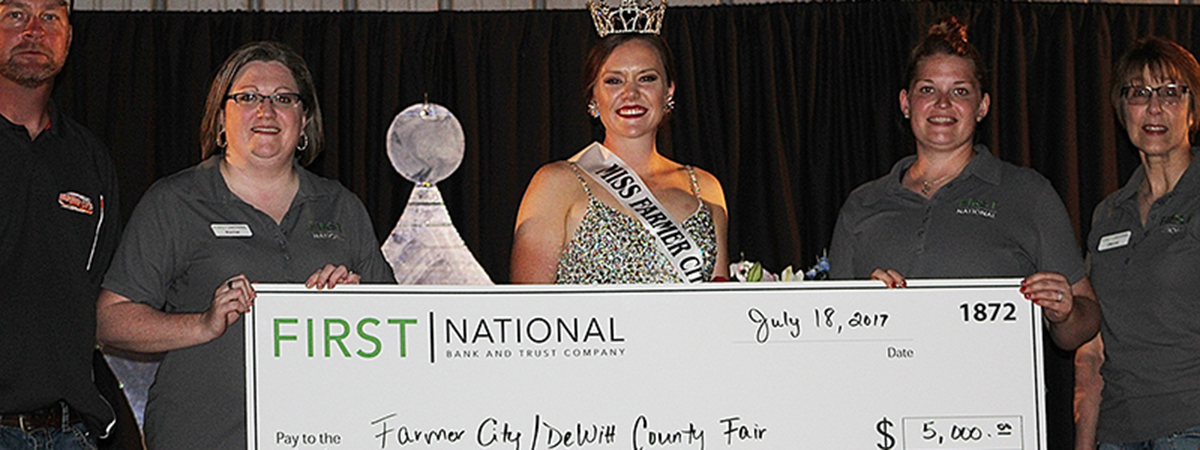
[102,155,393,449]
[1088,148,1200,444]
[830,145,1086,282]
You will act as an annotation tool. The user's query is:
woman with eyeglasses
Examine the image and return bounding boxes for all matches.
[828,16,1100,351]
[95,41,392,449]
[1073,36,1200,450]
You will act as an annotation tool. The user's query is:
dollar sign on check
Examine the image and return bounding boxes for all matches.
[876,417,895,450]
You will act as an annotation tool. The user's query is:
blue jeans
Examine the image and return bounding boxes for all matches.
[1100,426,1200,450]
[0,422,96,450]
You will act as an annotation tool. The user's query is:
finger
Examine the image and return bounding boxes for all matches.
[220,289,250,314]
[318,264,339,289]
[1023,271,1067,284]
[327,265,352,288]
[1025,288,1062,305]
[306,264,339,289]
[869,269,894,287]
[243,280,257,304]
[344,271,362,285]
[1031,288,1073,320]
[1021,278,1065,299]
[307,264,334,289]
[1033,291,1066,307]
[227,275,256,309]
[870,269,906,288]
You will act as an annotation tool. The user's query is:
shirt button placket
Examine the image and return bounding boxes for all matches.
[275,228,290,261]
[918,206,932,237]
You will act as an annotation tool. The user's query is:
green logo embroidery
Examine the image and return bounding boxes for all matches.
[1162,214,1191,225]
[955,197,998,219]
[1161,214,1191,235]
[309,221,343,240]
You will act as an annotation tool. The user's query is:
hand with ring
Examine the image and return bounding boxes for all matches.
[1021,272,1073,323]
[200,274,256,341]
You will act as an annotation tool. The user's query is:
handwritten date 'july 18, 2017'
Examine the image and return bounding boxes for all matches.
[748,302,1020,344]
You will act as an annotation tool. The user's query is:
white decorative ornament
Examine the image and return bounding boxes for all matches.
[381,102,492,285]
[387,102,464,184]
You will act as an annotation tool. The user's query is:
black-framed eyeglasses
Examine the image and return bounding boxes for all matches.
[1120,84,1191,105]
[224,92,303,108]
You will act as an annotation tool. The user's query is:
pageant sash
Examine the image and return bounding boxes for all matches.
[568,142,706,283]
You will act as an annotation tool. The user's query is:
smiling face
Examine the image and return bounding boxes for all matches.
[900,53,990,154]
[220,60,307,164]
[591,39,675,142]
[1121,71,1193,157]
[0,0,70,89]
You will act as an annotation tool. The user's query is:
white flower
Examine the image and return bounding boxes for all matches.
[779,266,804,282]
[730,260,777,282]
[728,252,829,282]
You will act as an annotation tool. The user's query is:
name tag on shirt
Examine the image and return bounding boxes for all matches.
[211,223,253,238]
[1097,230,1132,251]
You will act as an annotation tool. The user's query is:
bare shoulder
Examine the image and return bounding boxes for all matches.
[524,161,587,202]
[516,160,588,223]
[528,161,582,192]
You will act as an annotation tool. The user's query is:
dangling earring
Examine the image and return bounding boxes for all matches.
[216,127,228,148]
[587,101,599,118]
[903,113,910,119]
[664,95,675,113]
[296,133,309,152]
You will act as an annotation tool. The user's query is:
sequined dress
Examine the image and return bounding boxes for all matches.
[555,163,717,284]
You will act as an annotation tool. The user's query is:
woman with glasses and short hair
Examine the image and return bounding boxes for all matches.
[828,16,1100,351]
[1074,36,1200,450]
[95,41,392,449]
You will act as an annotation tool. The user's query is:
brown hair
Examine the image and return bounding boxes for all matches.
[903,15,988,91]
[1111,36,1200,134]
[582,33,676,103]
[199,41,325,166]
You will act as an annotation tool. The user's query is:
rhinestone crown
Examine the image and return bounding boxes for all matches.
[586,0,666,38]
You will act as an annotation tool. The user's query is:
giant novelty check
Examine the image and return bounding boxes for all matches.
[246,280,1046,449]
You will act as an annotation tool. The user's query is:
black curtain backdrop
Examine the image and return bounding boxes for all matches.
[54,2,1200,447]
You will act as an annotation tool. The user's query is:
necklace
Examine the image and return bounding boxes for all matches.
[913,152,975,197]
[920,172,956,196]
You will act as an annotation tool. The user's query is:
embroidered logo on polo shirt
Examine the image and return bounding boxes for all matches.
[955,197,997,219]
[310,221,342,240]
[58,192,94,215]
[1161,214,1190,235]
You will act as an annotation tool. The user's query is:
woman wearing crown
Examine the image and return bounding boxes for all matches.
[511,0,729,284]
